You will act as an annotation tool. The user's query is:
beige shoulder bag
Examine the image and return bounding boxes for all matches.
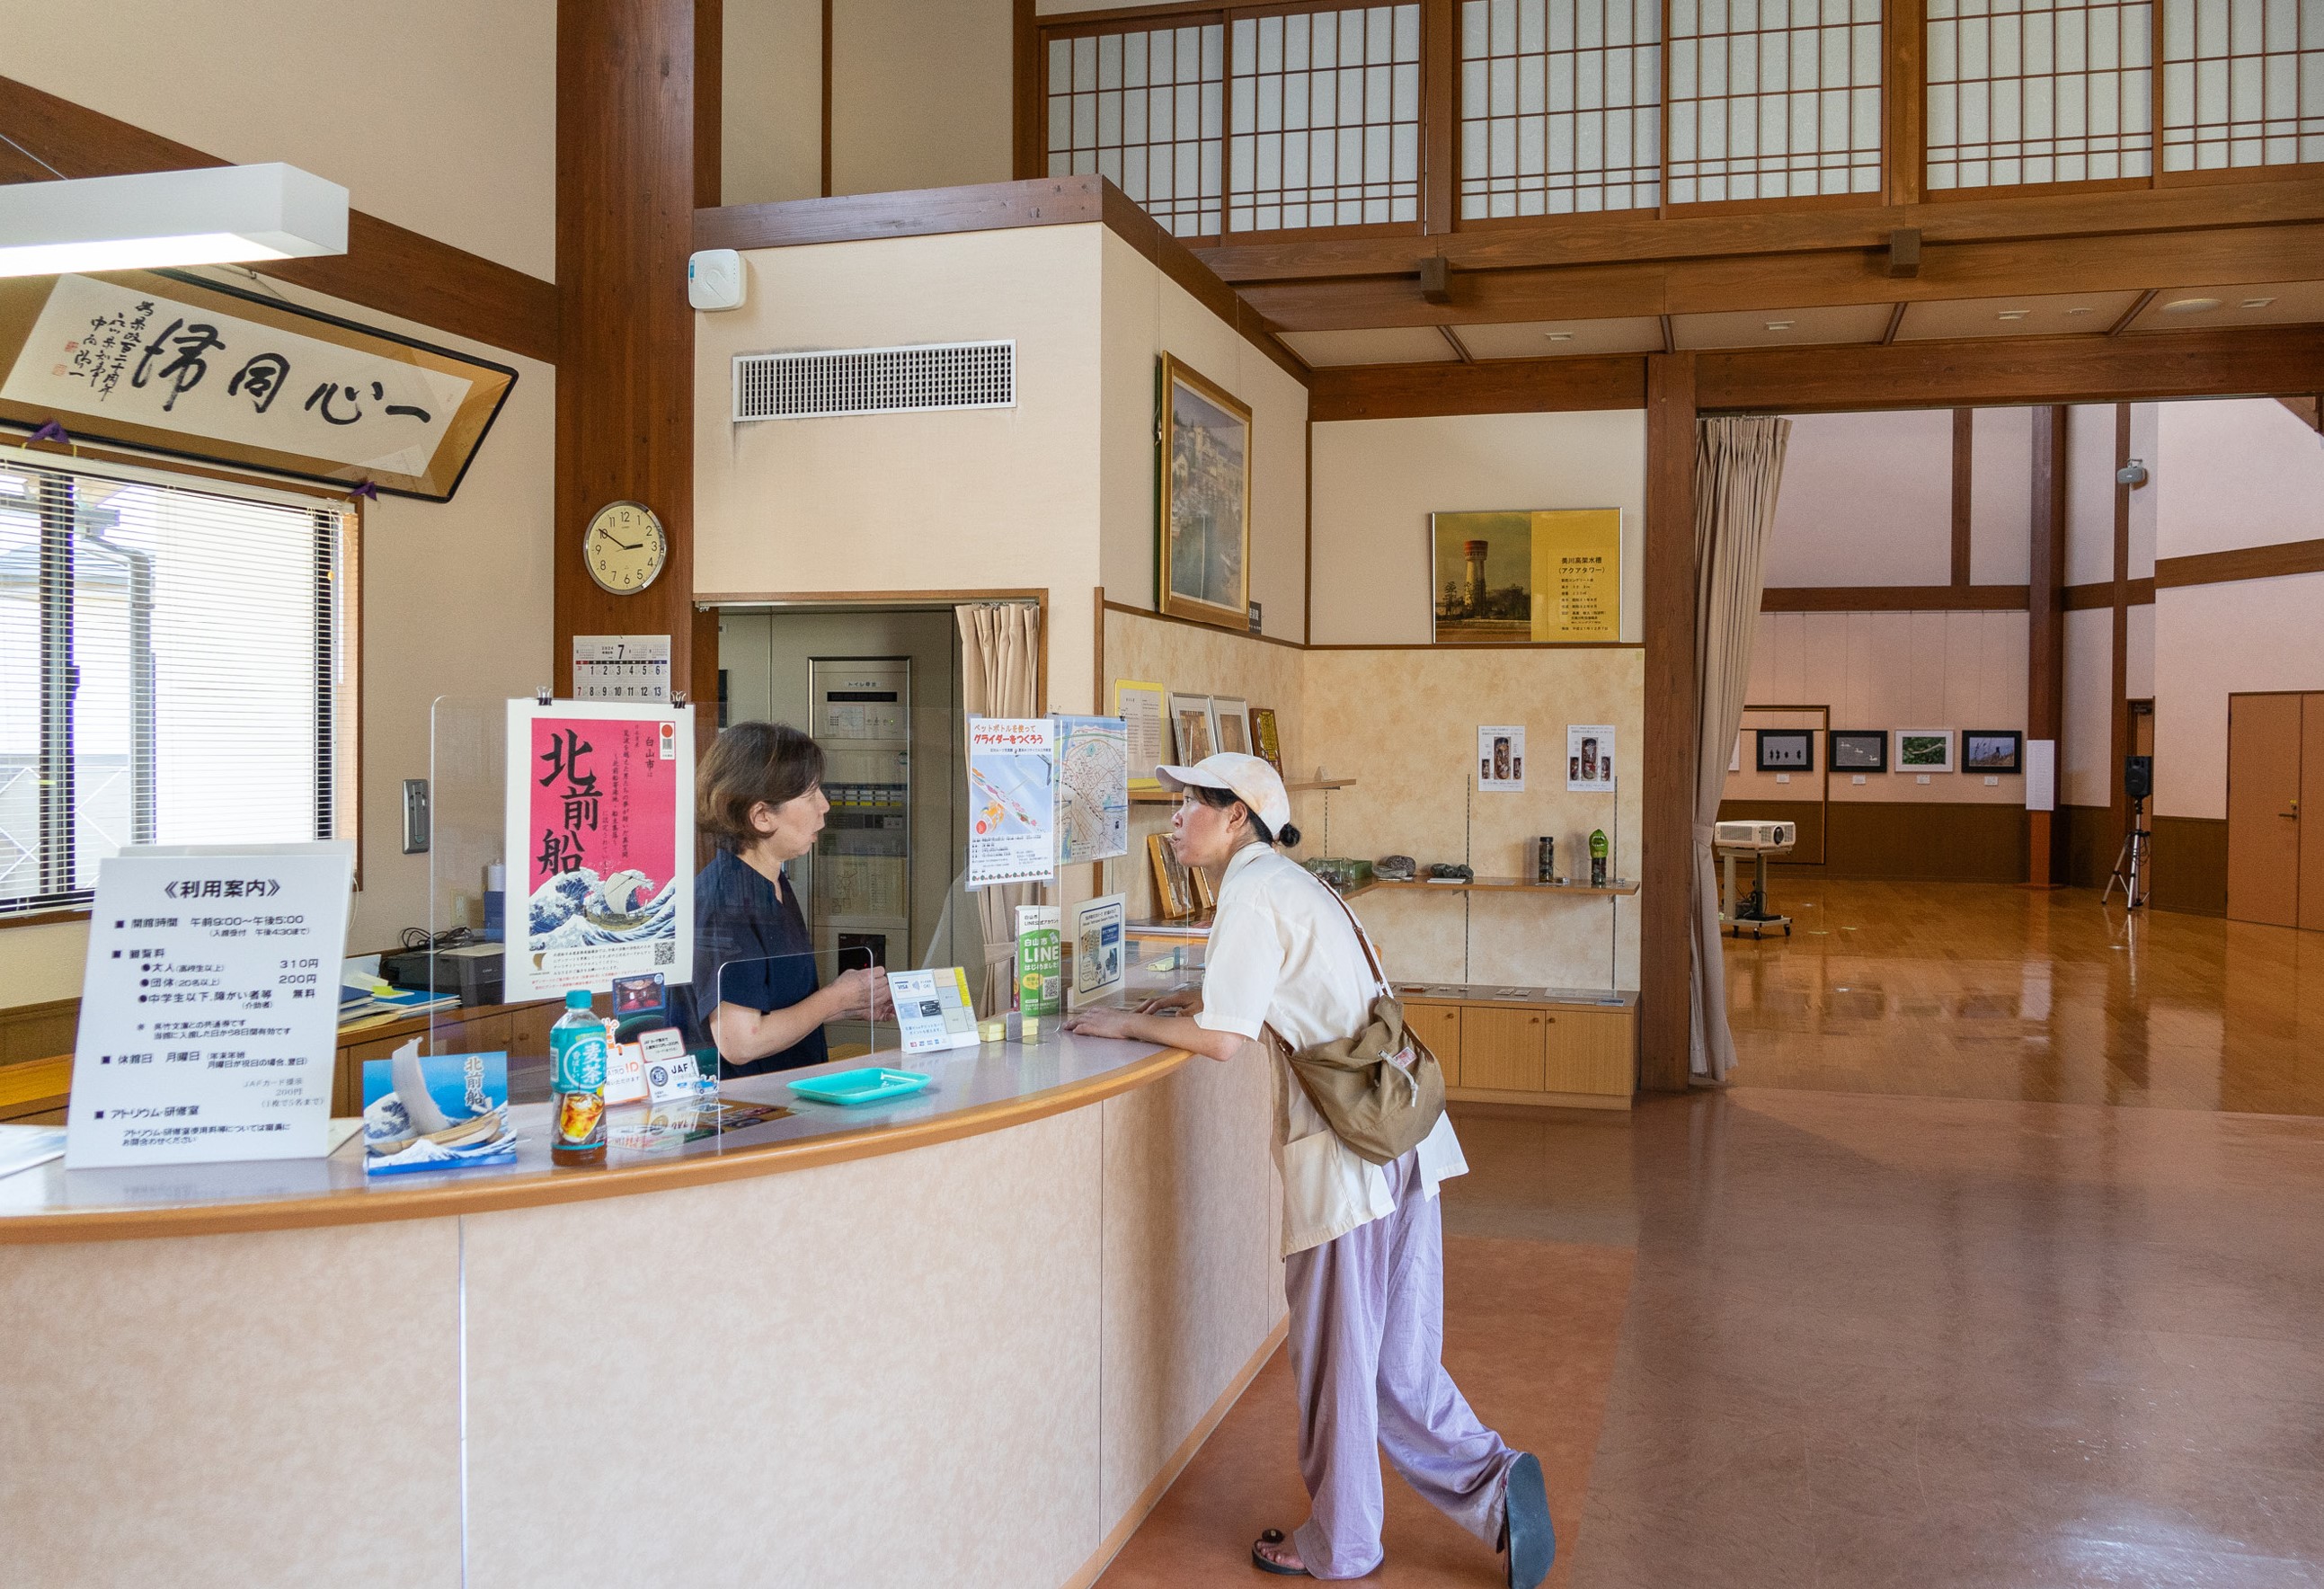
[1262,881,1447,1167]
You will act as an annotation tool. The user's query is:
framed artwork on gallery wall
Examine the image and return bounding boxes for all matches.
[1755,730,1814,773]
[1429,508,1622,643]
[1167,693,1217,765]
[1963,731,2024,773]
[1830,732,1887,772]
[1211,697,1252,758]
[1894,730,1956,773]
[1156,354,1253,632]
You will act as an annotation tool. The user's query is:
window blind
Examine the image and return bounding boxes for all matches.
[0,448,350,916]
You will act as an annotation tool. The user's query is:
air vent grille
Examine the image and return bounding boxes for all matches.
[733,341,1016,422]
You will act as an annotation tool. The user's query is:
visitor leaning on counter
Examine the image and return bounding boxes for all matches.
[690,721,891,1076]
[1064,752,1554,1586]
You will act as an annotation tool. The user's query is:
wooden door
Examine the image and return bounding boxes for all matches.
[2227,694,2302,927]
[1403,1002,1463,1088]
[1459,1008,1545,1092]
[1541,1008,1637,1097]
[2304,696,2324,932]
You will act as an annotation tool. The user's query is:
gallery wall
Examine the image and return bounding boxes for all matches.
[5,0,556,279]
[1307,411,1647,644]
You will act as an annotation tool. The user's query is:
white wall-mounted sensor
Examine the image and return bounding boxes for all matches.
[2116,459,2149,487]
[687,248,745,311]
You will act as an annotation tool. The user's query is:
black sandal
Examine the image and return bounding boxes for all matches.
[1251,1529,1310,1576]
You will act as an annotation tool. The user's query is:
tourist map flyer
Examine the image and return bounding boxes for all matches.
[67,841,353,1169]
[504,699,695,1000]
[966,717,1055,888]
[1052,715,1131,865]
[362,1046,518,1176]
[887,968,980,1054]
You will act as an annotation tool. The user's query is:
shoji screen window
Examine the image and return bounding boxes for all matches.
[1666,0,1885,202]
[0,455,350,917]
[1927,0,2155,188]
[1228,4,1424,233]
[2162,0,2324,170]
[1459,0,1664,217]
[1046,20,1228,238]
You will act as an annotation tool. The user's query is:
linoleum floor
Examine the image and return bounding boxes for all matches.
[1097,891,2324,1586]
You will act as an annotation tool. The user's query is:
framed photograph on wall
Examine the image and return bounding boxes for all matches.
[1963,731,2024,773]
[1429,508,1622,643]
[1249,707,1283,774]
[1147,832,1196,919]
[1167,693,1217,764]
[1211,697,1253,758]
[1755,730,1814,773]
[1830,731,1887,772]
[1894,729,1956,773]
[1157,354,1253,632]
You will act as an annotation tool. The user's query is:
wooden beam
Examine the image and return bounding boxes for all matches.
[2108,403,2133,861]
[2064,576,2155,608]
[696,0,723,209]
[1422,0,1455,236]
[1197,173,2324,281]
[2155,536,2324,588]
[1310,354,1645,421]
[1761,584,2027,611]
[0,75,558,367]
[1013,0,1043,182]
[557,0,702,694]
[1885,0,1927,208]
[1950,407,1974,585]
[2027,405,2068,886]
[1640,354,1697,1093]
[1233,219,2324,330]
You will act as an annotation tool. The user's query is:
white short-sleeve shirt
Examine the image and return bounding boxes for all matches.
[1195,844,1467,1256]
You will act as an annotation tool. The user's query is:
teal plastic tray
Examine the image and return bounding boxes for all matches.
[785,1067,933,1107]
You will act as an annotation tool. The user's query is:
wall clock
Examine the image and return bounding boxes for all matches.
[583,501,667,594]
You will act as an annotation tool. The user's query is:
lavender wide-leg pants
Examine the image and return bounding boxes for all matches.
[1283,1148,1519,1579]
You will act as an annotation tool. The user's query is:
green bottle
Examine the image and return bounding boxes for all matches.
[1589,828,1609,887]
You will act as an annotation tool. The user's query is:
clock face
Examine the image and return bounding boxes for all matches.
[584,501,667,595]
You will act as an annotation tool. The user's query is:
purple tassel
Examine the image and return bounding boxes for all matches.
[29,420,67,444]
[349,480,379,502]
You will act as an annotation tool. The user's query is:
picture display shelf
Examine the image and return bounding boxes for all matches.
[1344,875,1639,898]
[1128,777,1356,803]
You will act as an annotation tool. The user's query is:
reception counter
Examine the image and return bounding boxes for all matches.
[0,1026,1289,1588]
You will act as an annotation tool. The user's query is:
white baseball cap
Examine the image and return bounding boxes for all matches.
[1156,752,1291,836]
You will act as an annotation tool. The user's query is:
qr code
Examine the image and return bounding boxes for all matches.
[653,940,676,967]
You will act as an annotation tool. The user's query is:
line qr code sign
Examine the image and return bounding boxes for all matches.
[732,341,1016,422]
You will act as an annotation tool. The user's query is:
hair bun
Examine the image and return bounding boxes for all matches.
[1277,823,1303,848]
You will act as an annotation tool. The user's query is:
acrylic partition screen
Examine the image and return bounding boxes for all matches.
[706,947,886,1079]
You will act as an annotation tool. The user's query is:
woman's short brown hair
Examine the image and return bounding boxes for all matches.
[696,721,826,847]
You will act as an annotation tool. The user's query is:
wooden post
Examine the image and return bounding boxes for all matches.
[1640,353,1698,1092]
[554,0,707,698]
[2027,404,2068,885]
[2107,403,2133,862]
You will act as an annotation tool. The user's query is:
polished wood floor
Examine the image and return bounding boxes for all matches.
[1724,881,2324,1115]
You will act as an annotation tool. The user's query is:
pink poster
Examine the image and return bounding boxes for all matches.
[504,701,695,1000]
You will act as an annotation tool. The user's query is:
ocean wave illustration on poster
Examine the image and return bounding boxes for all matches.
[528,866,679,947]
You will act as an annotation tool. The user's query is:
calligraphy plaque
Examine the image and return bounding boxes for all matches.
[0,268,516,501]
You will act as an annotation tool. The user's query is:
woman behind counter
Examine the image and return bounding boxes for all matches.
[692,720,890,1077]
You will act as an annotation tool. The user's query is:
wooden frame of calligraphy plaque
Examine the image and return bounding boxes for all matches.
[0,268,516,502]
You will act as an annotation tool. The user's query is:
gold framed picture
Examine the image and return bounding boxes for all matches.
[1191,862,1217,912]
[1157,353,1252,632]
[1147,832,1196,919]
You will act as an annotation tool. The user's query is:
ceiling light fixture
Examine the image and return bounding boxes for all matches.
[2064,306,2095,315]
[2160,296,2222,315]
[1997,309,2032,321]
[1764,320,1795,331]
[2240,297,2277,309]
[1544,332,1573,342]
[0,164,348,278]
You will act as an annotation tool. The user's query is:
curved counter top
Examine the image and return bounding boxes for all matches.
[0,1029,1192,1244]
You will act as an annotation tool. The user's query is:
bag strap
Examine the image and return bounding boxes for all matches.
[1300,866,1390,999]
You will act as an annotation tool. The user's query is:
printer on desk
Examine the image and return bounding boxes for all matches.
[382,942,504,1007]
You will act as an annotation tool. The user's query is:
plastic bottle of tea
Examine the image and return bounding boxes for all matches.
[549,989,608,1167]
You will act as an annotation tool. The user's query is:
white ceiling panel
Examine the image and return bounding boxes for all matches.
[2124,280,2324,333]
[1894,289,2144,342]
[1670,303,1895,351]
[1276,326,1460,367]
[1452,317,1667,360]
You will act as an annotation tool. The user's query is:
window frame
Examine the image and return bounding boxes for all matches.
[0,443,361,928]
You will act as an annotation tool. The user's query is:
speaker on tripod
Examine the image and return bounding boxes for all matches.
[2107,756,2154,907]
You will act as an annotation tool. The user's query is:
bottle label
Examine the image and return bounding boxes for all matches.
[550,1025,608,1150]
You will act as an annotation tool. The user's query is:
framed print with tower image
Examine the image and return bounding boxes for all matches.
[1157,354,1253,633]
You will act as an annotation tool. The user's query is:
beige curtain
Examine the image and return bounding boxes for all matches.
[956,602,1042,1016]
[1690,416,1792,1083]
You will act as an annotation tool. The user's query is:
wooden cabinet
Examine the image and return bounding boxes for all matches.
[1541,1008,1635,1096]
[1459,1008,1547,1092]
[1403,1001,1464,1087]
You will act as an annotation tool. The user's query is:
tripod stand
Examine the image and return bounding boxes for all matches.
[2104,795,2151,909]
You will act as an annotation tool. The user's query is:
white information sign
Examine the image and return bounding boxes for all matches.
[641,1028,701,1102]
[966,717,1056,889]
[572,635,673,702]
[605,1041,647,1105]
[66,841,353,1169]
[1477,725,1526,792]
[1566,724,1617,793]
[886,968,980,1055]
[2026,739,2058,812]
[1068,893,1127,1010]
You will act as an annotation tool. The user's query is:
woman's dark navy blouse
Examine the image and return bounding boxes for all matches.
[690,848,827,1077]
